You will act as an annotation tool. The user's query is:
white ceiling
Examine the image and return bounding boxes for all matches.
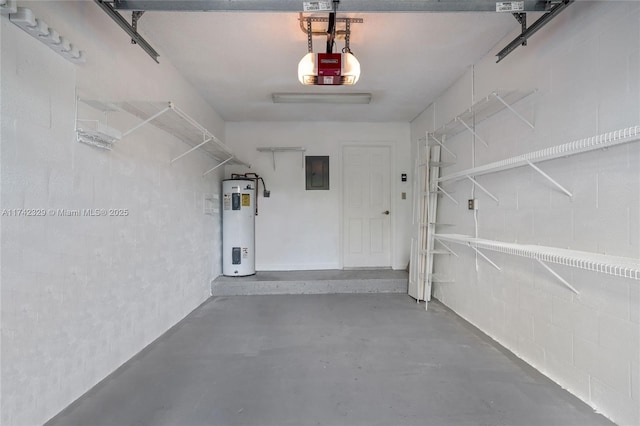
[140,11,518,122]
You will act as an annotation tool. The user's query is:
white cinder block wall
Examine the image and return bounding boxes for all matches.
[225,122,412,271]
[411,2,639,425]
[1,2,229,425]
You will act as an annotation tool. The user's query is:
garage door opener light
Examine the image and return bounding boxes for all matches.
[298,1,362,86]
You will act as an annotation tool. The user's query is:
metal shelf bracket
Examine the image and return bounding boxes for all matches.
[470,245,502,271]
[456,117,489,148]
[435,239,459,258]
[121,106,171,137]
[526,160,572,197]
[536,258,579,295]
[171,136,212,164]
[466,175,499,204]
[203,156,234,176]
[436,185,458,205]
[428,133,457,158]
[492,92,534,129]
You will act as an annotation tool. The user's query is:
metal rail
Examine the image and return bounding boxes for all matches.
[111,0,550,12]
[298,14,363,38]
[496,0,574,62]
[94,0,159,63]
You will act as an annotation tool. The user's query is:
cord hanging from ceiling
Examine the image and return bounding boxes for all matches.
[325,0,338,53]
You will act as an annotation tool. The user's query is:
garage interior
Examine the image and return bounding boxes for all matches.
[1,1,639,425]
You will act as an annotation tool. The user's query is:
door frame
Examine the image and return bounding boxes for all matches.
[340,142,395,269]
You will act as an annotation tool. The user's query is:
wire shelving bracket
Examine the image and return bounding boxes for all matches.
[469,244,502,271]
[427,134,457,158]
[525,160,573,197]
[466,175,499,204]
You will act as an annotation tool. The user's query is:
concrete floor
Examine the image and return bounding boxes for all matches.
[212,269,409,296]
[214,269,408,282]
[47,294,614,426]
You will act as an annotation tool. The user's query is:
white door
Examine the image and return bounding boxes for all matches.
[343,146,391,268]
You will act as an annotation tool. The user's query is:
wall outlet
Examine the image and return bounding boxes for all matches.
[468,199,478,210]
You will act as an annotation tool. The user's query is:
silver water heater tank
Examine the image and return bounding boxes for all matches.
[222,179,256,276]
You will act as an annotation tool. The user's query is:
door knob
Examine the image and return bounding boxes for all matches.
[382,210,390,215]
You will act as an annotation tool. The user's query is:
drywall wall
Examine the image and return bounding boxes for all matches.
[225,121,412,271]
[1,2,228,425]
[411,2,639,424]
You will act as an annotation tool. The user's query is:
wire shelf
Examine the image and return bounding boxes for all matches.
[431,89,535,138]
[438,126,640,183]
[434,234,640,281]
[79,100,250,169]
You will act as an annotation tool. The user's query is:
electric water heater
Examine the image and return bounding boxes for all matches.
[222,179,256,277]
